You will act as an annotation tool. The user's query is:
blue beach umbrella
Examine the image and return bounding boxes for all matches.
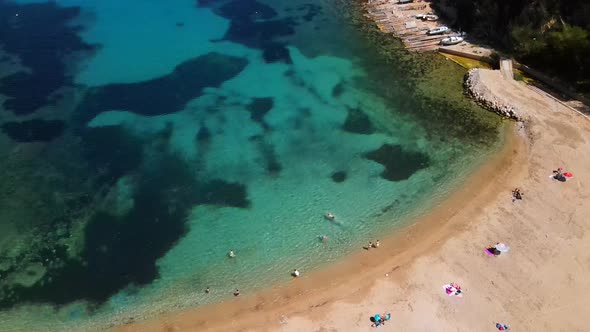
[374,314,381,321]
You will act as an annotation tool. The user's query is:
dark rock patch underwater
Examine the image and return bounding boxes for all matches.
[76,53,248,123]
[0,1,95,115]
[0,125,250,308]
[199,0,296,64]
[1,119,65,142]
[331,171,347,183]
[246,97,274,129]
[364,144,429,181]
[342,107,375,135]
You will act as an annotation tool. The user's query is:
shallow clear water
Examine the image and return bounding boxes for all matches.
[0,0,501,330]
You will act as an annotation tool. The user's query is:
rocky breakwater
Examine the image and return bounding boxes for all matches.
[464,69,522,120]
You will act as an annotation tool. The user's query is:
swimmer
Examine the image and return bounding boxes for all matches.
[320,235,329,242]
[233,289,240,296]
[205,287,210,294]
[325,212,336,221]
[228,249,235,258]
[291,269,300,277]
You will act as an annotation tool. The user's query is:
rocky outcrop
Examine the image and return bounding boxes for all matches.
[464,68,522,120]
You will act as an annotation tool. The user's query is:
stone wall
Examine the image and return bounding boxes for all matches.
[464,68,522,120]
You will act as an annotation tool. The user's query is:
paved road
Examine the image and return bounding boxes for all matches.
[500,59,514,80]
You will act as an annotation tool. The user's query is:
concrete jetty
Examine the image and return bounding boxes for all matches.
[365,0,457,52]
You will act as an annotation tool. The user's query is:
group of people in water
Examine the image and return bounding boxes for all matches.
[214,211,351,296]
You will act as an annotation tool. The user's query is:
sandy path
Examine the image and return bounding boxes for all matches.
[111,70,590,332]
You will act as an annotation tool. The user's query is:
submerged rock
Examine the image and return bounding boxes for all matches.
[76,53,248,123]
[342,107,375,134]
[0,1,95,115]
[364,144,429,181]
[331,171,347,183]
[1,119,65,142]
[246,97,274,128]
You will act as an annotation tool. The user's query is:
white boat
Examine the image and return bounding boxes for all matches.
[427,26,449,35]
[416,13,437,19]
[440,36,464,45]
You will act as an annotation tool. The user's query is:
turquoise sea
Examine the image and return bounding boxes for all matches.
[0,0,502,330]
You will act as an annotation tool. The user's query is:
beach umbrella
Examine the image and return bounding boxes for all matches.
[495,243,510,253]
[374,314,381,322]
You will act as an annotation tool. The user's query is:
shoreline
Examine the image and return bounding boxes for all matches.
[107,4,590,330]
[109,65,590,330]
[110,123,525,332]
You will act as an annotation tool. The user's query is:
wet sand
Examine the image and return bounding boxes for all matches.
[109,69,590,332]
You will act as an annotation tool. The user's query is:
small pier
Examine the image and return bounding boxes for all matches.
[365,0,457,52]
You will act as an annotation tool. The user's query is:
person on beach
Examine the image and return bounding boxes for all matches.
[228,249,235,258]
[487,246,501,256]
[496,322,510,330]
[553,167,566,181]
[512,188,523,201]
[374,240,380,248]
[370,314,381,327]
[445,282,462,296]
[378,313,391,325]
[291,269,300,277]
[233,289,240,296]
[367,241,373,250]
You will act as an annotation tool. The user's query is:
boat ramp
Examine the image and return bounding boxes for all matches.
[365,0,458,52]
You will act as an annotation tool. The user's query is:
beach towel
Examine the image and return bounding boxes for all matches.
[443,284,463,297]
[495,243,510,253]
[496,323,510,330]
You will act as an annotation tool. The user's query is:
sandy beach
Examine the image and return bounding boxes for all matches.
[108,68,590,332]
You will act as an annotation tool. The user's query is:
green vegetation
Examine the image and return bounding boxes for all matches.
[440,53,492,70]
[434,0,590,94]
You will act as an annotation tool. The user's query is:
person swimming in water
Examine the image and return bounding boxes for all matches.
[292,269,300,277]
[320,235,329,242]
[228,249,235,258]
[325,212,336,221]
